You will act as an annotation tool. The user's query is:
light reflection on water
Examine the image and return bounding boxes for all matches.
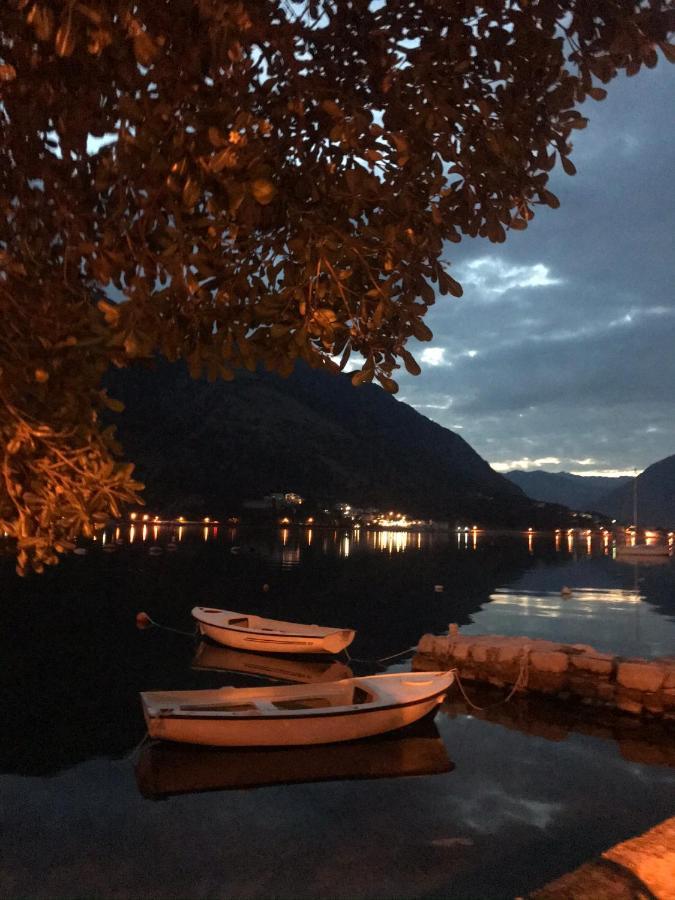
[2,529,675,898]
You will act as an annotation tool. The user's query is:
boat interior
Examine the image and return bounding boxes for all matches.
[156,685,375,717]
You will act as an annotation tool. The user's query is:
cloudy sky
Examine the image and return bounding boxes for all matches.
[394,62,674,477]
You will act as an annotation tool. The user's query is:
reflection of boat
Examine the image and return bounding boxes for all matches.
[192,642,354,683]
[191,606,356,655]
[140,671,454,747]
[135,721,453,798]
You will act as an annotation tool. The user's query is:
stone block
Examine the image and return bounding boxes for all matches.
[661,688,675,711]
[471,643,489,663]
[527,670,567,694]
[570,652,615,676]
[596,682,616,703]
[432,636,450,657]
[417,633,434,654]
[568,675,599,700]
[662,667,675,690]
[452,642,471,661]
[642,692,664,715]
[603,815,675,900]
[616,687,644,715]
[497,642,524,664]
[617,661,666,693]
[530,650,569,674]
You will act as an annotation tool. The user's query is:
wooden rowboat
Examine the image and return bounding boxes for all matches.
[191,606,356,655]
[135,720,453,798]
[192,642,354,683]
[140,671,454,747]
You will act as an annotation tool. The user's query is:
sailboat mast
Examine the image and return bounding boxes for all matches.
[633,472,638,533]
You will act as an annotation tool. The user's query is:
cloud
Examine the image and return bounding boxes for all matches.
[459,258,563,297]
[394,65,675,475]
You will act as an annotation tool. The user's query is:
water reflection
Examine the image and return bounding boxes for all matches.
[135,721,453,799]
[192,643,353,684]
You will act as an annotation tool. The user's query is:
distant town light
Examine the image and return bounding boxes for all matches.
[130,512,137,521]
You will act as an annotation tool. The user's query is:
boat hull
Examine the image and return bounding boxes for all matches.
[143,693,447,747]
[191,607,356,655]
[196,620,349,654]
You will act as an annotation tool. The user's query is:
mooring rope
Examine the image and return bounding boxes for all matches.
[450,652,530,712]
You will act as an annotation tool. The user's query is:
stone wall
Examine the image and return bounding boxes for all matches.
[415,631,675,720]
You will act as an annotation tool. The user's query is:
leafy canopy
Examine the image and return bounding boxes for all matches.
[1,0,673,573]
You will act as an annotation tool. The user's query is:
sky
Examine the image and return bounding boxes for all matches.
[392,62,675,478]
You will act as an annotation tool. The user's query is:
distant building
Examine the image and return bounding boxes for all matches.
[266,492,304,507]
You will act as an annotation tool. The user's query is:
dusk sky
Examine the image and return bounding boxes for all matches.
[392,62,674,478]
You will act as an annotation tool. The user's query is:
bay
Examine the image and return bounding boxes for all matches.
[1,527,674,898]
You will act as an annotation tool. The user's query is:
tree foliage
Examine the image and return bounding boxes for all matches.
[1,0,673,573]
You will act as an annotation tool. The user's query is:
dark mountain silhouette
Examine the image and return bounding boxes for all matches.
[505,470,630,511]
[598,455,675,528]
[105,361,571,527]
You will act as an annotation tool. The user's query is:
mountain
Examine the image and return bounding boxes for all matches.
[598,455,675,528]
[105,360,571,527]
[505,470,631,511]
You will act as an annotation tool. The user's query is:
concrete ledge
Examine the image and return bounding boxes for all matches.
[530,816,675,898]
[415,630,675,720]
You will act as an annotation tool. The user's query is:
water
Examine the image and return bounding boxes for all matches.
[2,527,675,898]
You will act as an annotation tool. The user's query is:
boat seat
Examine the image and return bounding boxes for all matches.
[352,687,373,705]
[228,617,249,627]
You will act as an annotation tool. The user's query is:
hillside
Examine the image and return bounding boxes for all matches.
[105,361,572,527]
[599,455,675,528]
[505,470,630,511]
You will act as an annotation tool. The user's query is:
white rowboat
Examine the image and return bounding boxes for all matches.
[191,606,356,655]
[140,671,454,747]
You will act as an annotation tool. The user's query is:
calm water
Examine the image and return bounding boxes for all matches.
[2,527,675,898]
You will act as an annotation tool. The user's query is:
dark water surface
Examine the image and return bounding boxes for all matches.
[2,527,675,898]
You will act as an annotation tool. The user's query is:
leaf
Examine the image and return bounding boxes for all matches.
[587,87,607,101]
[250,178,276,205]
[182,178,200,208]
[321,99,343,118]
[55,20,76,57]
[401,349,421,376]
[376,373,399,394]
[560,156,577,176]
[659,42,675,64]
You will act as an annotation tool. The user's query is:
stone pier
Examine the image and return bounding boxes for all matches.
[415,631,675,720]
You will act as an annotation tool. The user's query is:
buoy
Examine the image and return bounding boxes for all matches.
[561,586,573,597]
[230,546,241,554]
[148,546,163,555]
[434,584,444,592]
[73,547,87,556]
[262,583,270,592]
[167,542,177,551]
[136,611,153,630]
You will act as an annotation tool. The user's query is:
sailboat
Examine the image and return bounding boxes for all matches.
[615,474,669,560]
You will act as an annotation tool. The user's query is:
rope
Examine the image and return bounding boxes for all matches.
[142,615,196,637]
[115,730,152,764]
[450,652,530,712]
[343,644,417,666]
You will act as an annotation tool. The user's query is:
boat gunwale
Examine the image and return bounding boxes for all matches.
[192,607,354,641]
[144,684,450,721]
